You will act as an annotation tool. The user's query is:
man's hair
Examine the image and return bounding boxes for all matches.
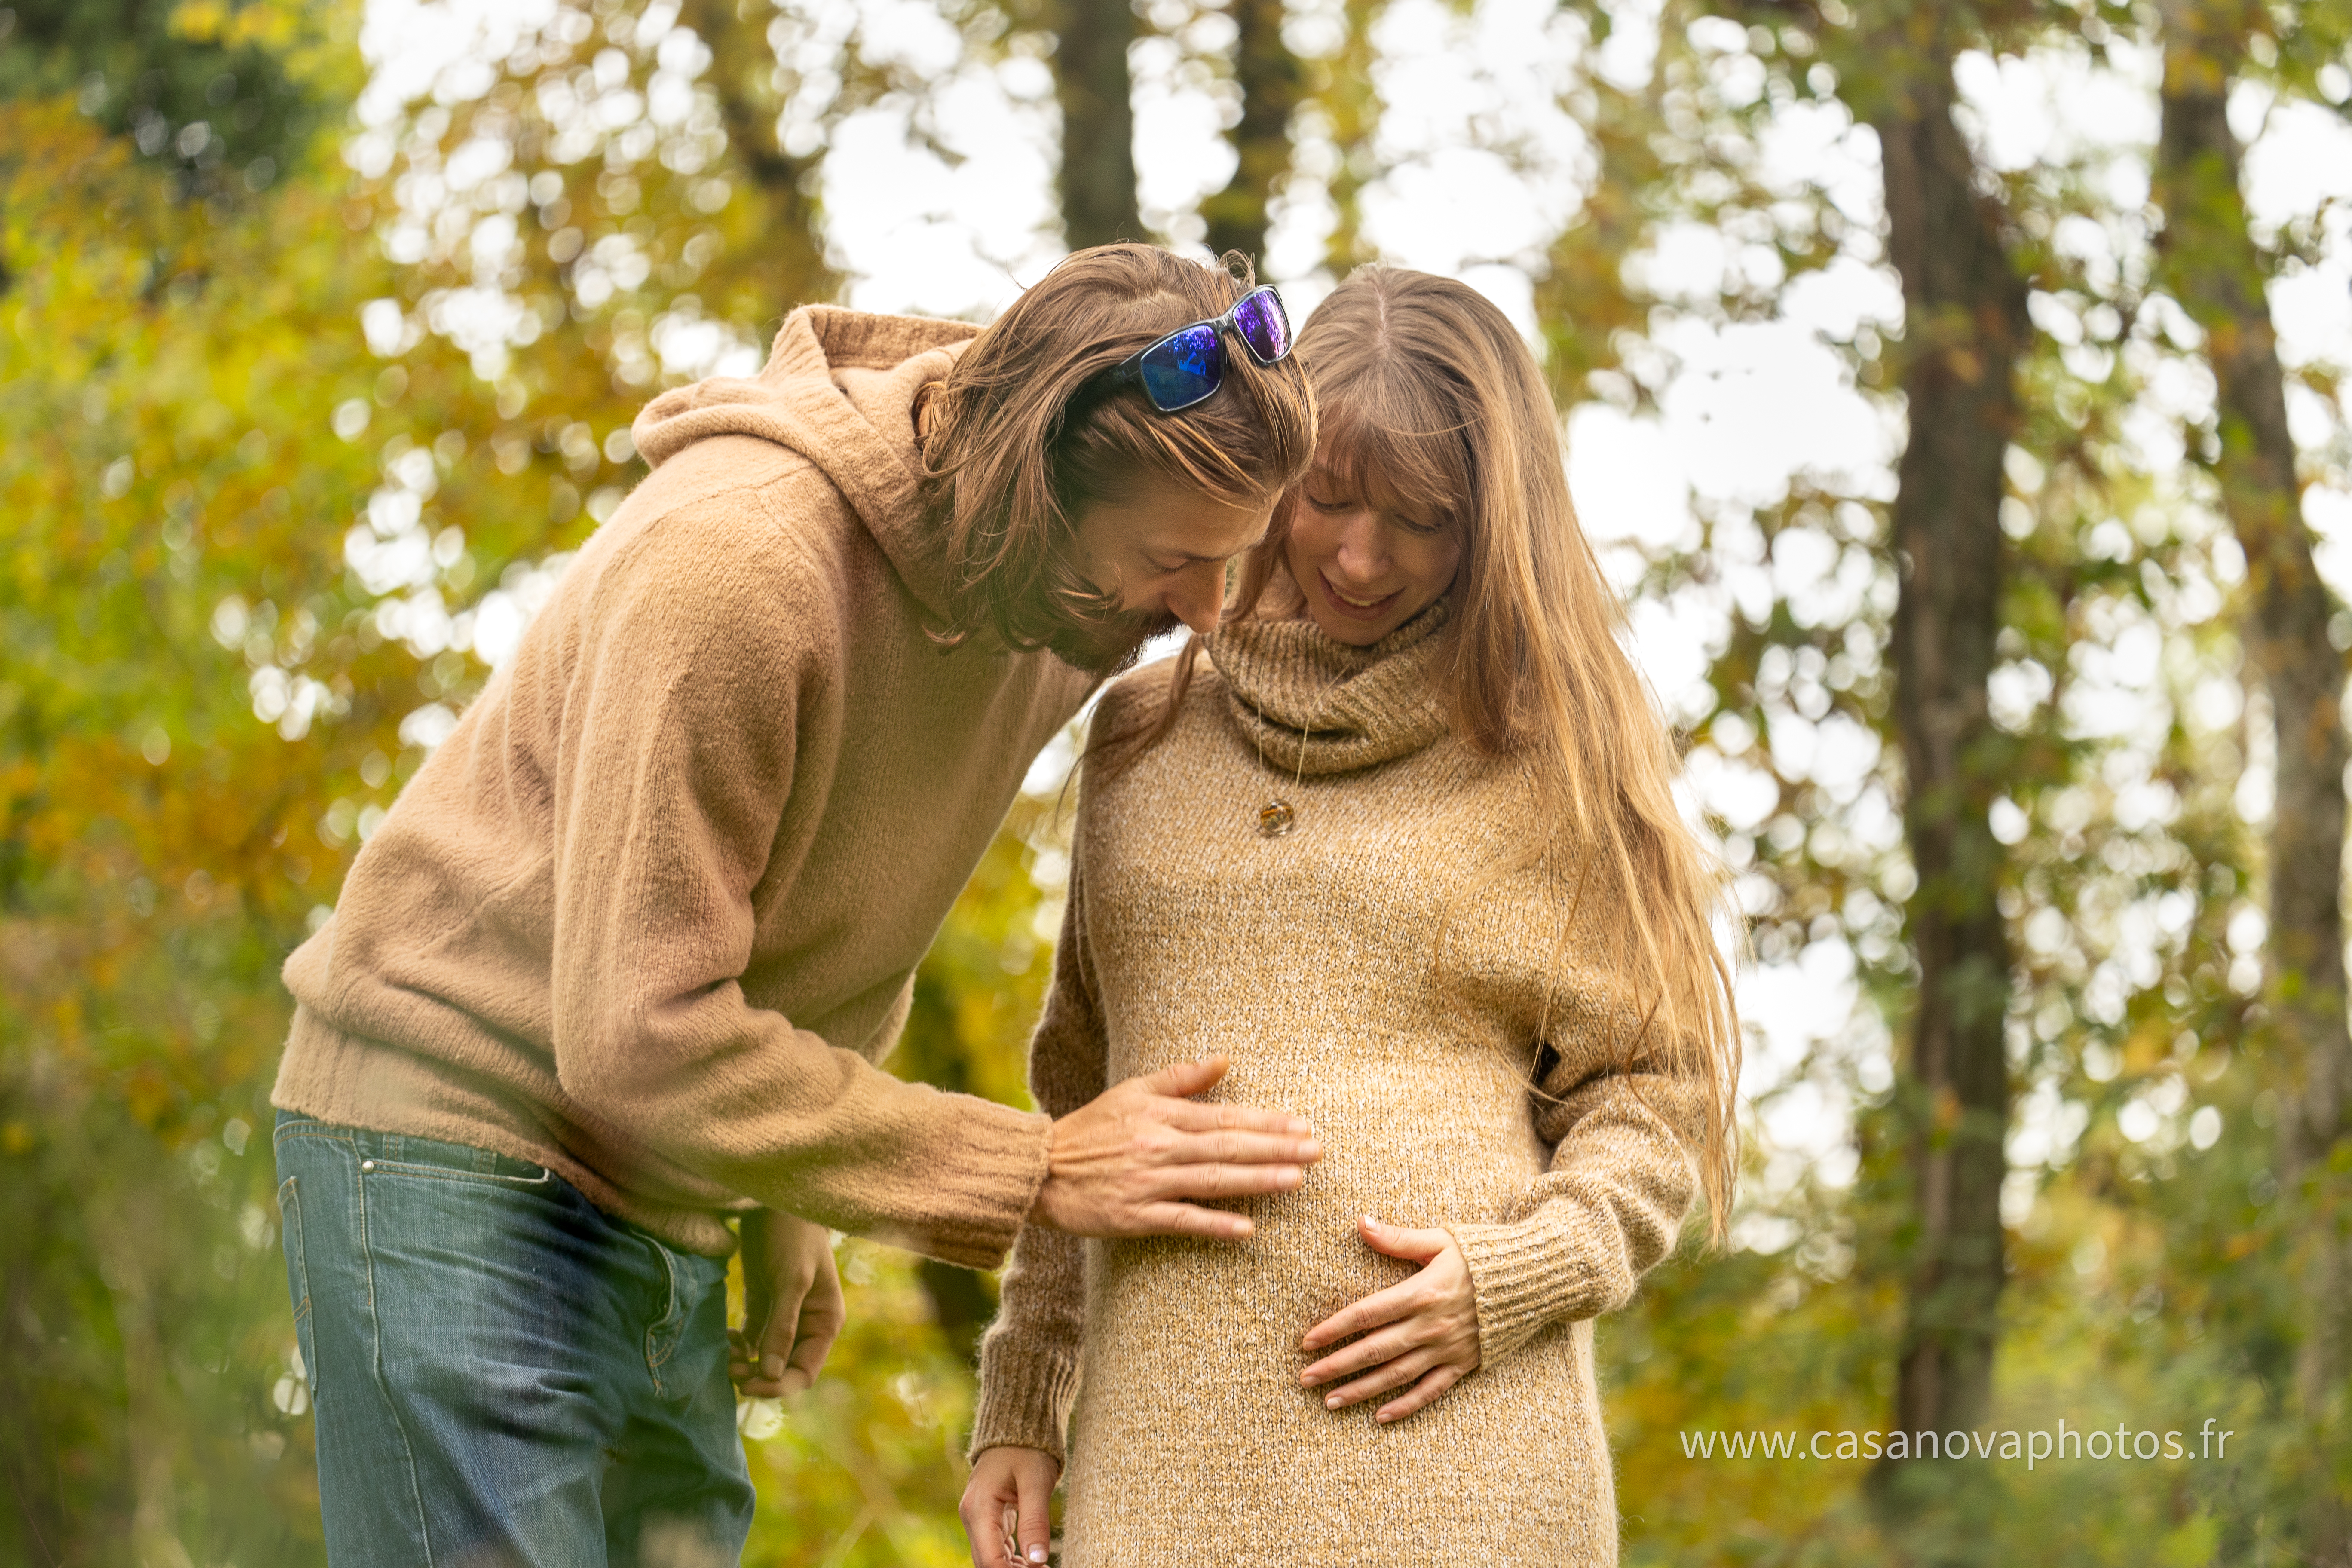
[917,244,1316,656]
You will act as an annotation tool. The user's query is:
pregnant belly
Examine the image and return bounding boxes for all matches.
[1097,1024,1548,1337]
[1075,1041,1552,1445]
[1065,1124,1604,1567]
[1083,1132,1539,1394]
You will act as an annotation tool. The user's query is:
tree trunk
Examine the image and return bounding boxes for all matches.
[2155,15,2351,1563]
[1053,0,1143,251]
[1306,0,1381,276]
[674,0,834,312]
[1200,0,1301,271]
[1870,49,2025,1524]
[96,1187,196,1568]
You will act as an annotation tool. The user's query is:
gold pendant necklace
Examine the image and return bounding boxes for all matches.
[1251,680,1340,839]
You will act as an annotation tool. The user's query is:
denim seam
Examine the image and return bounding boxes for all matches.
[353,1161,555,1189]
[273,1124,353,1148]
[355,1144,440,1566]
[278,1176,315,1391]
[645,1239,683,1396]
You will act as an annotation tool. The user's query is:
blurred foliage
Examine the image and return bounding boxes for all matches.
[1539,0,2350,1562]
[0,0,1058,1559]
[7,0,2352,1563]
[1,4,402,1553]
[0,0,346,204]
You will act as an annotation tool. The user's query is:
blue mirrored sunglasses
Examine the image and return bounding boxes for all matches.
[1081,285,1294,413]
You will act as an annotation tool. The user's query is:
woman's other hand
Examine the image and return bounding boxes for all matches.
[960,1445,1060,1567]
[728,1210,845,1397]
[1298,1216,1481,1423]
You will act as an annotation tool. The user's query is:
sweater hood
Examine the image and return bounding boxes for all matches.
[1204,598,1453,777]
[631,305,978,616]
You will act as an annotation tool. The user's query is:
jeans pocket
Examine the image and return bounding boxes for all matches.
[278,1174,318,1396]
[359,1136,554,1188]
[641,1238,731,1398]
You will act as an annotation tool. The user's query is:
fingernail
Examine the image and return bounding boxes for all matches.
[1028,1547,1048,1564]
[1300,1140,1322,1160]
[1325,1393,1341,1408]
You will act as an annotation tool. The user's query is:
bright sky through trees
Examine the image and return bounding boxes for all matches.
[11,0,2352,1557]
[340,0,2352,1231]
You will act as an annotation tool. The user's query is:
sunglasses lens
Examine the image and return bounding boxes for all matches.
[1232,287,1291,364]
[1138,324,1222,410]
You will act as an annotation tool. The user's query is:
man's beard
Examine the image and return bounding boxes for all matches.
[1042,603,1183,677]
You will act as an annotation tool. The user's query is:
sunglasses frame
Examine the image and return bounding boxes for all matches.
[1082,285,1294,414]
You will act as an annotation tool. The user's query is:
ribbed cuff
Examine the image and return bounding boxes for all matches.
[900,1102,1056,1271]
[969,1339,1081,1463]
[1446,1207,1605,1367]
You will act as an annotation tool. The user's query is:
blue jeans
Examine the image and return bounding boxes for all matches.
[273,1112,754,1567]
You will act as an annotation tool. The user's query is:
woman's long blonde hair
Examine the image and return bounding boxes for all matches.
[1122,265,1742,1237]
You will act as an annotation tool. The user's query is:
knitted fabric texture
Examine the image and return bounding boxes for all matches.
[273,306,1092,1262]
[971,610,1703,1565]
[1207,597,1452,776]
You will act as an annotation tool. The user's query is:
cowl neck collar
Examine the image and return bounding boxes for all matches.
[1204,599,1452,777]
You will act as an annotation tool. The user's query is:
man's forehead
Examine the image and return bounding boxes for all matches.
[1135,500,1269,560]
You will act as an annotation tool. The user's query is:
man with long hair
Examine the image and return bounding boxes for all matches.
[269,245,1323,1565]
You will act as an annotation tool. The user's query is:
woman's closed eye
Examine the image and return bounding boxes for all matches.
[1305,484,1442,537]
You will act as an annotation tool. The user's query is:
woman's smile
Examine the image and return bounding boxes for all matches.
[1285,460,1463,645]
[1317,570,1404,620]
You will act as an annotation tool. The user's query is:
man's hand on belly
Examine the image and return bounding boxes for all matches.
[1297,1216,1482,1423]
[1027,1055,1322,1241]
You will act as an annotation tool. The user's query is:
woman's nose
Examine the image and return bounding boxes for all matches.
[1332,513,1388,582]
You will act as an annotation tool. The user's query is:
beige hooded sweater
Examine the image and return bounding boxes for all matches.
[272,307,1094,1263]
[971,606,1702,1565]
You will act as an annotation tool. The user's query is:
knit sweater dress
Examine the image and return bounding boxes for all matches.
[971,604,1706,1566]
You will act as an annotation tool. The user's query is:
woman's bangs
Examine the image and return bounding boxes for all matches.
[1315,377,1470,530]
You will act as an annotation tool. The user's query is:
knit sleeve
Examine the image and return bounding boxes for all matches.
[544,493,1050,1270]
[967,853,1107,1463]
[1442,984,1708,1368]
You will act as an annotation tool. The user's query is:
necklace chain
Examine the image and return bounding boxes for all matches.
[1248,675,1346,839]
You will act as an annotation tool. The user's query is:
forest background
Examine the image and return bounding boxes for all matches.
[4,0,2351,1562]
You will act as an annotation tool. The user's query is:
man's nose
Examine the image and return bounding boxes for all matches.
[1163,560,1226,637]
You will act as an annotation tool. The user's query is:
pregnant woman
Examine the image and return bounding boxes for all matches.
[960,266,1741,1566]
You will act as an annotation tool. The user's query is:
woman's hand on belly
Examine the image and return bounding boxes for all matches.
[1297,1216,1482,1423]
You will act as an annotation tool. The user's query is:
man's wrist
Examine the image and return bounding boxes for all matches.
[1025,1115,1066,1229]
